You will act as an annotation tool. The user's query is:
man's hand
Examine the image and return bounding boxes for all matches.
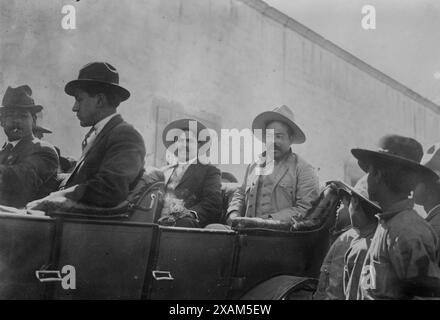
[226,210,241,226]
[26,194,74,212]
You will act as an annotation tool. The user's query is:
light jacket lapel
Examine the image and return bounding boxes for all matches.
[163,164,177,186]
[270,152,294,193]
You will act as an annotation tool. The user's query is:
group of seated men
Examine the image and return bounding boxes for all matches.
[1,61,440,299]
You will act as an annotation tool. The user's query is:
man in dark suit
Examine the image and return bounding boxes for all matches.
[0,85,59,208]
[27,62,146,211]
[158,118,222,228]
[33,125,77,173]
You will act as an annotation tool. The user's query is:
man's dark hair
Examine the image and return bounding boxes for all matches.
[375,163,420,196]
[80,84,121,108]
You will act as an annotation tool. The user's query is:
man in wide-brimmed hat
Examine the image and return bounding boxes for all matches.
[27,62,146,211]
[351,136,440,299]
[0,85,59,208]
[227,105,319,224]
[414,142,440,240]
[158,118,222,228]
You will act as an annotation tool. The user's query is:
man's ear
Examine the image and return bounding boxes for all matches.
[95,93,106,108]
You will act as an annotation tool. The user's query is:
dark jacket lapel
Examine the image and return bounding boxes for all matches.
[1,135,33,165]
[65,114,123,185]
[175,163,198,189]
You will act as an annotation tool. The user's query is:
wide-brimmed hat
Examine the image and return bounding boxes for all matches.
[252,105,306,144]
[33,125,52,134]
[0,85,43,114]
[331,179,382,213]
[162,118,210,149]
[64,62,130,102]
[351,134,438,182]
[420,142,440,183]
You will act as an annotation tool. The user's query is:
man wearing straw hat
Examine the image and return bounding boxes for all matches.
[351,139,440,299]
[227,105,319,223]
[27,62,146,211]
[0,85,59,208]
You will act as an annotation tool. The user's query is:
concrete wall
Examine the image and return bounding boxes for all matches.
[1,0,439,183]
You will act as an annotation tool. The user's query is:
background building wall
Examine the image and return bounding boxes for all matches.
[1,0,439,183]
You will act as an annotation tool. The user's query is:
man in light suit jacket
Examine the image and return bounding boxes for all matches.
[158,118,222,228]
[227,105,319,224]
[0,85,59,208]
[27,62,145,211]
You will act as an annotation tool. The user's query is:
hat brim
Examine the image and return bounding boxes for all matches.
[162,118,210,149]
[0,105,43,114]
[330,180,382,213]
[351,148,439,181]
[252,111,306,144]
[64,79,130,102]
[34,126,52,134]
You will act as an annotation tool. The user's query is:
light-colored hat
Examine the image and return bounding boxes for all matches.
[421,142,440,182]
[252,105,306,144]
[331,179,382,213]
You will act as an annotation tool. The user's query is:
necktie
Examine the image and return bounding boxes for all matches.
[81,126,96,151]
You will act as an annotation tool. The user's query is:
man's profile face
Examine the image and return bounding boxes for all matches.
[265,121,293,160]
[0,109,34,141]
[72,88,99,127]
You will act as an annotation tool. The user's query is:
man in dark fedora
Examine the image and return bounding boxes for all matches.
[351,137,440,299]
[27,62,146,211]
[0,85,59,208]
[158,118,222,228]
[227,105,319,224]
[414,142,440,240]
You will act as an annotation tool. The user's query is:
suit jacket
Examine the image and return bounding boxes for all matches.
[162,162,222,227]
[228,151,319,222]
[0,135,59,208]
[60,114,146,207]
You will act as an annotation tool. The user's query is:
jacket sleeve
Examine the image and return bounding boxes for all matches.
[0,145,59,200]
[63,126,146,207]
[187,165,222,227]
[226,164,250,218]
[270,160,320,221]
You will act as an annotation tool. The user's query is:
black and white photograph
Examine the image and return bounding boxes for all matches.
[0,0,440,305]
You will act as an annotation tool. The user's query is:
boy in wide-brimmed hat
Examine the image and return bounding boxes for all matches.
[0,85,59,208]
[414,142,440,239]
[158,118,222,228]
[227,105,319,224]
[27,62,146,212]
[351,136,440,299]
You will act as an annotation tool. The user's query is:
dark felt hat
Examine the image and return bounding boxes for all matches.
[351,134,438,182]
[0,85,43,114]
[252,105,306,144]
[162,118,209,149]
[64,62,130,102]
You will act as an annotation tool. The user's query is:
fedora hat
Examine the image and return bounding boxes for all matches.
[162,118,210,149]
[351,134,438,182]
[33,125,52,134]
[420,142,440,182]
[64,62,130,102]
[0,85,43,114]
[252,105,306,144]
[331,179,382,213]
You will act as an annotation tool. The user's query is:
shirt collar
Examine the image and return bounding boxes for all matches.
[376,198,414,221]
[7,139,20,148]
[93,113,118,136]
